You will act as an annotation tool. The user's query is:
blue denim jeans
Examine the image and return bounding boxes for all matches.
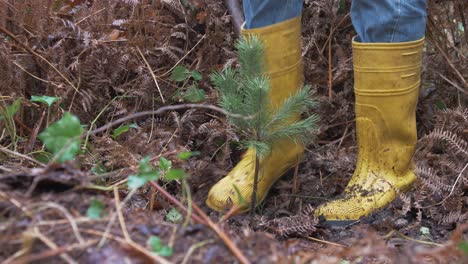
[243,0,427,42]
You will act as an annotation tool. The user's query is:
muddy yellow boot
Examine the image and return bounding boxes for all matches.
[316,38,424,222]
[206,17,304,212]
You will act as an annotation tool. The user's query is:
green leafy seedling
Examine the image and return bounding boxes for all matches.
[112,123,137,139]
[0,98,21,120]
[30,95,61,107]
[159,157,172,172]
[87,199,105,219]
[91,163,107,175]
[420,226,430,236]
[166,208,183,224]
[165,168,186,180]
[191,70,202,81]
[177,151,200,161]
[183,85,205,102]
[148,236,173,257]
[458,241,468,254]
[171,66,192,82]
[38,112,84,163]
[33,151,53,163]
[127,157,160,189]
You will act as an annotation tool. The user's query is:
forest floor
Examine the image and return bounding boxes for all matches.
[0,1,467,263]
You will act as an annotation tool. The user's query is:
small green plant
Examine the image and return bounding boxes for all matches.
[112,123,138,139]
[166,208,183,224]
[0,98,21,148]
[86,199,105,219]
[458,241,468,254]
[170,65,205,103]
[177,151,200,161]
[38,112,83,163]
[127,156,161,190]
[211,36,318,212]
[147,236,173,257]
[30,95,61,107]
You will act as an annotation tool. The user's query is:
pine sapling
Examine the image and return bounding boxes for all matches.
[211,36,319,214]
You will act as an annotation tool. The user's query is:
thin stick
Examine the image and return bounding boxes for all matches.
[288,158,300,210]
[149,181,205,224]
[0,146,45,166]
[181,239,214,264]
[219,205,243,223]
[156,34,206,77]
[191,203,251,264]
[422,162,467,209]
[150,182,251,264]
[396,232,443,247]
[307,236,346,247]
[75,8,105,25]
[327,24,333,98]
[25,110,46,153]
[429,38,468,90]
[13,61,59,86]
[32,202,85,244]
[89,103,253,136]
[33,227,77,264]
[224,0,244,36]
[10,239,98,264]
[81,229,171,264]
[137,47,165,104]
[114,186,131,242]
[436,72,467,94]
[0,26,78,92]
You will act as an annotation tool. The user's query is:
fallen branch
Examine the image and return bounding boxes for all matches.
[88,103,253,136]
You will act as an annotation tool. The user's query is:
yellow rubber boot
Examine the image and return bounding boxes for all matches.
[206,17,304,212]
[316,38,424,222]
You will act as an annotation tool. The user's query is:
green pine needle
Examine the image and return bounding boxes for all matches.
[212,36,319,157]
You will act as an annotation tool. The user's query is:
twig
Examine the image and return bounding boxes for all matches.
[137,47,165,104]
[192,203,251,264]
[150,181,251,264]
[224,0,244,36]
[75,8,105,25]
[429,38,468,90]
[156,34,206,77]
[33,227,78,264]
[81,229,171,264]
[384,230,443,247]
[10,239,98,264]
[250,154,260,215]
[113,186,131,242]
[288,158,300,210]
[149,181,205,224]
[31,202,85,244]
[0,146,45,166]
[13,61,60,87]
[13,116,33,134]
[327,21,333,98]
[181,239,215,264]
[436,72,467,95]
[0,191,33,217]
[25,110,46,153]
[219,205,243,223]
[307,236,346,247]
[422,162,467,209]
[98,188,136,247]
[88,103,253,136]
[0,26,79,92]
